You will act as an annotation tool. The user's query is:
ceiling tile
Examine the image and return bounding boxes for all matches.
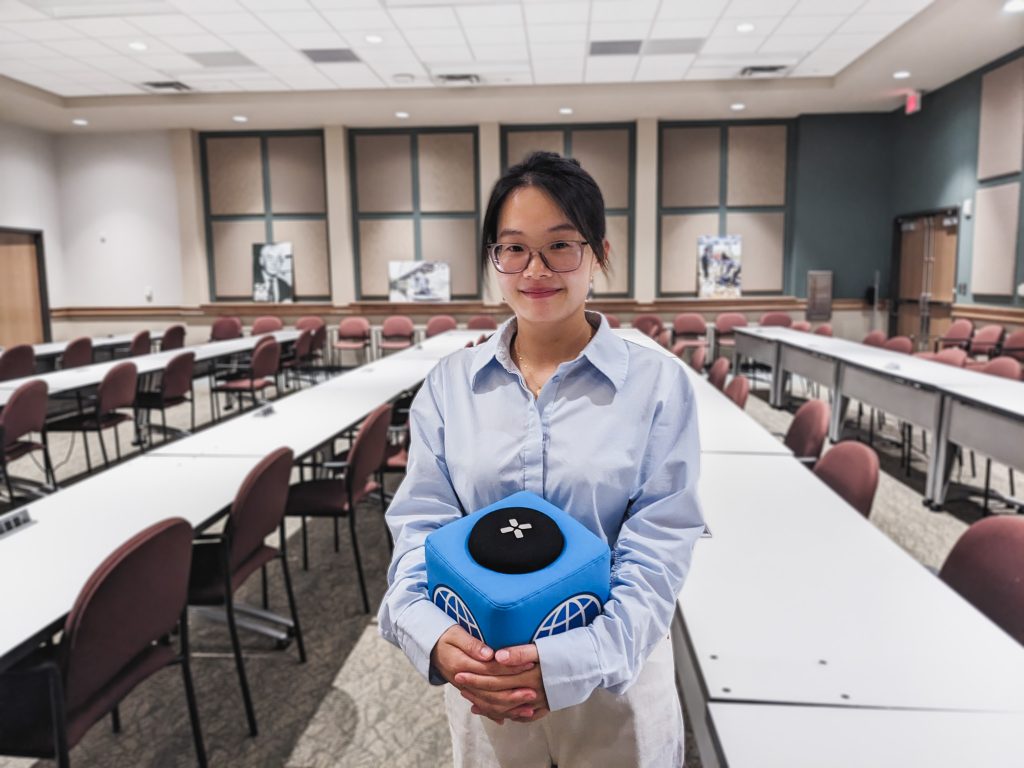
[65,18,143,37]
[585,54,637,82]
[321,9,394,31]
[701,36,766,54]
[239,47,310,68]
[102,37,176,55]
[531,59,584,83]
[711,16,782,37]
[773,15,844,36]
[463,25,526,44]
[413,43,472,62]
[859,0,931,12]
[790,0,861,12]
[684,66,738,80]
[590,39,642,55]
[530,41,586,59]
[589,21,650,41]
[138,52,205,71]
[759,34,825,54]
[309,0,381,7]
[816,31,886,52]
[129,14,209,36]
[389,7,459,28]
[635,53,695,80]
[274,67,336,89]
[302,47,358,62]
[45,39,113,57]
[236,76,288,90]
[0,40,60,58]
[189,50,257,66]
[4,20,81,40]
[277,29,348,48]
[836,14,912,35]
[317,61,384,87]
[723,0,798,16]
[168,0,245,12]
[0,27,23,42]
[238,0,313,9]
[644,38,703,55]
[650,19,716,38]
[590,0,659,23]
[523,2,588,26]
[218,32,291,50]
[254,10,327,32]
[163,34,236,53]
[0,2,47,22]
[527,23,586,43]
[402,27,465,46]
[456,3,521,27]
[193,13,271,34]
[657,0,728,20]
[470,42,527,61]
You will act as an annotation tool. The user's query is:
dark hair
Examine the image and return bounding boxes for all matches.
[480,151,608,271]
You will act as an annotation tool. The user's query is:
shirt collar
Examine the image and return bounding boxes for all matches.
[469,310,628,392]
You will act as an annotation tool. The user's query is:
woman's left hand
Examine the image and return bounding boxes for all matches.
[454,643,549,724]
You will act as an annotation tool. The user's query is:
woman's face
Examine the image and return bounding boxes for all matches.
[493,185,597,327]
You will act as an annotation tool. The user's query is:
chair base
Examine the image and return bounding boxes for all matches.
[192,603,297,647]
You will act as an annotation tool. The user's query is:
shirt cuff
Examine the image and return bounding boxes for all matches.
[534,628,601,711]
[394,598,457,685]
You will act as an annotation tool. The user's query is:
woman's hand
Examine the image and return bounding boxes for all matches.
[454,643,549,724]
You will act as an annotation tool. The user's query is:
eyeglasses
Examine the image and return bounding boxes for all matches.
[486,240,588,274]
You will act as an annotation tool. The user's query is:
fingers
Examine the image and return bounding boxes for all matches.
[443,625,493,662]
[453,670,534,692]
[470,705,505,725]
[459,685,536,715]
[510,707,549,724]
[494,643,539,666]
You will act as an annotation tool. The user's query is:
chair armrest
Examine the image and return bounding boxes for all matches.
[795,456,817,466]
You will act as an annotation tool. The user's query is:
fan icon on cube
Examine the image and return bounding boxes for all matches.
[426,491,611,650]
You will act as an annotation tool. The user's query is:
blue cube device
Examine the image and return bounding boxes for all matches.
[425,491,611,649]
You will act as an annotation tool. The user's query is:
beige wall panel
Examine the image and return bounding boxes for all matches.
[358,218,415,296]
[727,125,787,206]
[594,214,630,294]
[725,212,785,292]
[420,217,479,295]
[206,137,264,215]
[419,133,476,213]
[211,219,266,297]
[660,127,720,208]
[571,129,630,209]
[0,237,43,345]
[506,131,563,167]
[272,219,329,297]
[978,57,1024,180]
[659,212,718,294]
[355,134,413,213]
[970,182,1020,296]
[267,135,326,214]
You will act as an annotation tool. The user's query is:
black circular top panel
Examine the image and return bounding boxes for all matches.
[468,506,565,574]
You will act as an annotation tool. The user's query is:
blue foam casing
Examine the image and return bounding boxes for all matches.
[425,491,611,650]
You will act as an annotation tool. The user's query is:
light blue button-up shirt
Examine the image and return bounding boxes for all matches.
[378,311,704,711]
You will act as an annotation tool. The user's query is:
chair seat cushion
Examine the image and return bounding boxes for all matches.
[212,378,270,392]
[135,391,188,409]
[670,339,705,356]
[333,340,367,350]
[379,340,412,350]
[188,542,278,605]
[47,411,133,432]
[286,478,380,517]
[4,439,43,462]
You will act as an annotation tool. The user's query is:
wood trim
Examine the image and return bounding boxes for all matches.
[952,303,1024,326]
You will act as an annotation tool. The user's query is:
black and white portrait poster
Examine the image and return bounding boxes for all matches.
[252,242,294,303]
[698,235,742,298]
[388,261,451,302]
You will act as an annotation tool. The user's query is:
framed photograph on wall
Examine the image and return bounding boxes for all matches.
[388,261,451,302]
[252,242,294,303]
[698,235,742,298]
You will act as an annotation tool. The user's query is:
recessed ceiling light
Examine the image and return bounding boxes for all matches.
[893,70,911,80]
[559,106,573,115]
[128,41,148,51]
[71,118,88,126]
[365,34,383,44]
[736,23,755,33]
[1003,0,1024,12]
[730,102,746,111]
[395,111,410,119]
[232,115,248,123]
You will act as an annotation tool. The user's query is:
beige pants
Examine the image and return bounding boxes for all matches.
[444,636,683,768]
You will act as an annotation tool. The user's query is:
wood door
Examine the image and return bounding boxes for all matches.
[0,232,45,347]
[896,220,926,342]
[893,213,959,350]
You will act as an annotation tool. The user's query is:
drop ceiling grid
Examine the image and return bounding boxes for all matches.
[0,0,935,97]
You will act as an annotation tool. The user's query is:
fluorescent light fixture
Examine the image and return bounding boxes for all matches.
[395,110,410,119]
[730,102,746,111]
[893,70,911,79]
[71,118,89,126]
[736,23,755,33]
[232,115,248,123]
[559,106,573,115]
[365,34,383,43]
[1003,0,1024,12]
[128,40,148,51]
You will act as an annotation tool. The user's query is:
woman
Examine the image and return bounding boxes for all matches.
[378,152,704,767]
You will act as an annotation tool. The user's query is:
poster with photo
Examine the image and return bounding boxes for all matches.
[252,242,294,302]
[697,235,742,298]
[388,261,451,302]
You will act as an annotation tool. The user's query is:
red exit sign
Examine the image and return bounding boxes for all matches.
[905,90,923,115]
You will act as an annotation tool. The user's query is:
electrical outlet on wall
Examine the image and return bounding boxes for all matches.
[957,282,968,295]
[144,286,154,303]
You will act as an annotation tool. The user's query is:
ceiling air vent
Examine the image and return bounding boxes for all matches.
[142,81,192,92]
[433,73,481,87]
[739,65,788,78]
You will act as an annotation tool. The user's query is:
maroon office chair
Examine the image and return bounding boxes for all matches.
[814,441,880,518]
[295,316,324,332]
[379,315,415,353]
[127,330,150,357]
[280,328,315,389]
[980,356,1022,380]
[670,313,707,358]
[939,517,1024,646]
[759,312,792,328]
[466,315,498,331]
[883,335,913,354]
[135,352,196,444]
[334,316,372,366]
[714,312,747,358]
[784,399,830,465]
[160,324,186,352]
[295,317,327,371]
[967,324,1004,360]
[188,448,304,738]
[689,345,707,372]
[631,313,664,340]
[251,316,283,335]
[210,339,280,419]
[932,348,968,367]
[1000,329,1024,364]
[724,374,750,409]
[708,357,730,391]
[791,321,811,332]
[936,318,973,351]
[862,330,887,347]
[61,337,93,369]
[0,344,35,382]
[210,316,243,341]
[0,379,56,500]
[425,315,457,338]
[48,362,139,471]
[0,517,207,768]
[603,313,621,329]
[285,404,393,609]
[813,324,833,337]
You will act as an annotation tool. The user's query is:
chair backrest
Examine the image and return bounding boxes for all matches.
[791,321,811,332]
[603,313,621,329]
[292,328,314,360]
[160,324,186,352]
[759,312,792,328]
[715,312,747,334]
[295,315,325,332]
[338,316,371,341]
[0,379,48,449]
[60,517,194,714]
[128,330,151,357]
[0,344,35,382]
[939,318,973,349]
[708,357,730,390]
[968,324,1004,357]
[162,352,196,400]
[689,345,706,372]
[226,447,294,572]
[97,362,138,414]
[210,316,243,341]
[724,374,750,409]
[310,324,326,355]
[466,314,498,331]
[251,316,284,334]
[934,348,967,367]
[425,315,458,338]
[62,337,93,369]
[250,338,281,379]
[673,312,707,337]
[1000,329,1024,363]
[631,313,664,338]
[381,315,415,339]
[347,403,393,499]
[939,516,1024,646]
[862,330,887,347]
[883,335,913,354]
[813,324,833,337]
[981,356,1022,380]
[784,399,830,461]
[813,441,880,518]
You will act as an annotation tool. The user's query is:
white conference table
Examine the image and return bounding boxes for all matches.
[708,703,1024,768]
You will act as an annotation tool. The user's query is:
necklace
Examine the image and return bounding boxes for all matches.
[512,324,597,397]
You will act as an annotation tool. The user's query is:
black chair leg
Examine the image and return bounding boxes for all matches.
[301,517,309,571]
[279,532,306,663]
[333,515,340,553]
[984,459,992,515]
[348,509,370,614]
[261,566,269,610]
[190,388,196,432]
[43,434,58,489]
[82,428,93,472]
[2,464,14,503]
[378,478,393,555]
[1010,468,1016,497]
[111,704,121,733]
[224,597,258,737]
[179,611,208,768]
[97,429,110,467]
[113,422,122,461]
